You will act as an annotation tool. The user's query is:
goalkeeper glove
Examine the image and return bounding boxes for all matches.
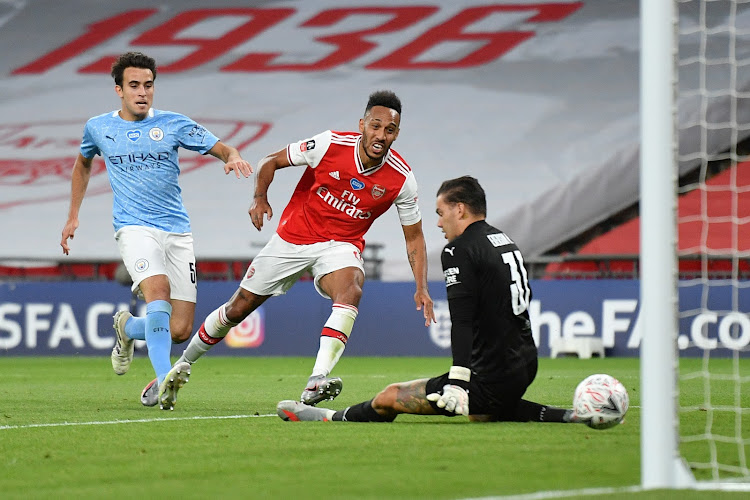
[427,384,469,415]
[426,366,471,415]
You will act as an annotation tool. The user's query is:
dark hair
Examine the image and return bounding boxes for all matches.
[365,90,402,115]
[437,176,487,217]
[111,52,157,87]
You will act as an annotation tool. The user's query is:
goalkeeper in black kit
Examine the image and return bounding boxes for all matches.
[277,176,582,424]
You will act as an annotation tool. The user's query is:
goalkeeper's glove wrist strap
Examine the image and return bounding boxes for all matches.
[448,365,471,391]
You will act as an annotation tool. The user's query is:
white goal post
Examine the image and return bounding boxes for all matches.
[640,0,750,491]
[639,0,690,488]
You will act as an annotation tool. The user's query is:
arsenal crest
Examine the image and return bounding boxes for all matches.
[371,184,386,199]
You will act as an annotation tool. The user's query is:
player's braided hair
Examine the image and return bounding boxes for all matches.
[111,52,157,87]
[437,176,487,217]
[365,90,402,115]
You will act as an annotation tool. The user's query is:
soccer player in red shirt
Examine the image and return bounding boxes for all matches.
[161,90,435,407]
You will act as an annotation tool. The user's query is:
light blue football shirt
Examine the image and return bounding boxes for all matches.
[80,108,219,233]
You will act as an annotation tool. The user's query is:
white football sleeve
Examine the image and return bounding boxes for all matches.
[394,171,421,226]
[286,130,332,168]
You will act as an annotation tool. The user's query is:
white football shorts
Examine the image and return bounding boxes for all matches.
[240,233,365,299]
[115,225,197,302]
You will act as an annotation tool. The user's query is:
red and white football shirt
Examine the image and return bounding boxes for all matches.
[278,130,421,252]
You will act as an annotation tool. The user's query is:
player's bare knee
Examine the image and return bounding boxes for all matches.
[169,317,193,343]
[349,283,363,304]
[224,290,265,323]
[170,327,191,343]
[335,282,362,306]
[223,302,245,323]
[372,384,399,410]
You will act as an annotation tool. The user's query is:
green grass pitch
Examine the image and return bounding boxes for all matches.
[1,356,748,499]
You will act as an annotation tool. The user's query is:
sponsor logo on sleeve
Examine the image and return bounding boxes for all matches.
[443,266,461,287]
[188,125,207,140]
[300,139,315,152]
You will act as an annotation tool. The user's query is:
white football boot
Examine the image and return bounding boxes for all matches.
[158,362,191,411]
[111,310,134,375]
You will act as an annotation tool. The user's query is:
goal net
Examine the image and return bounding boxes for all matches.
[641,0,750,490]
[676,0,750,483]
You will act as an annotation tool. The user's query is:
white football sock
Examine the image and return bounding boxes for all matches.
[178,303,237,364]
[311,303,358,377]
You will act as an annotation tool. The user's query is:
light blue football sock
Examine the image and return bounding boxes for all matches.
[126,316,181,343]
[145,300,173,385]
[124,316,146,340]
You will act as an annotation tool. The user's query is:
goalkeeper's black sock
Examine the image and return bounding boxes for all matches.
[514,399,571,423]
[332,399,396,422]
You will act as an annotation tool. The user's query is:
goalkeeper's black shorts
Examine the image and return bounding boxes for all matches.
[425,358,538,418]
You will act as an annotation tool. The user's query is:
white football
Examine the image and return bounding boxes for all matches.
[573,373,629,430]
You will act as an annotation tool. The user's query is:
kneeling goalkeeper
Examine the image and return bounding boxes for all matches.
[278,176,584,424]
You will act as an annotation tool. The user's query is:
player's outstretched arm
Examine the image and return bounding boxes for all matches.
[207,141,253,178]
[60,154,93,255]
[401,221,435,326]
[248,149,292,231]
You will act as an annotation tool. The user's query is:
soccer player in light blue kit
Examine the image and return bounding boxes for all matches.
[60,52,253,410]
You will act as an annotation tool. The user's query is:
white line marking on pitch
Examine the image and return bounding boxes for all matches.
[460,485,644,499]
[1,407,647,431]
[0,413,278,430]
[460,480,750,499]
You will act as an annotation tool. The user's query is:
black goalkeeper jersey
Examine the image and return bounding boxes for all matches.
[441,220,538,384]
